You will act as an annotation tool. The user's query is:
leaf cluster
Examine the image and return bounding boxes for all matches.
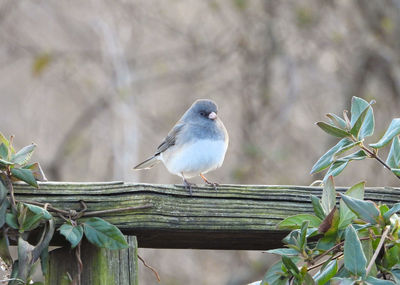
[261,97,400,285]
[0,133,128,285]
[263,178,400,284]
[311,97,400,181]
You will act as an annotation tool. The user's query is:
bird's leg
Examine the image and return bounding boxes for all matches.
[200,173,218,190]
[182,173,194,195]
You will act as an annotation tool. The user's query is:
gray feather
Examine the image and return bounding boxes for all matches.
[133,155,160,170]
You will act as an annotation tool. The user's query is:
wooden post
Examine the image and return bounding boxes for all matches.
[45,236,138,285]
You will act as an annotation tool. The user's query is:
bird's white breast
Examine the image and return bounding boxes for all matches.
[160,139,227,178]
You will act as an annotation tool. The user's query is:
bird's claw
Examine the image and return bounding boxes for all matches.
[183,179,195,195]
[206,181,219,191]
[200,173,218,190]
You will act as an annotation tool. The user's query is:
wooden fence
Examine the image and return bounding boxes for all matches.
[13,182,400,284]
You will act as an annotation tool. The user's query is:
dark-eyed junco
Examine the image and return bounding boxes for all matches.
[133,99,229,194]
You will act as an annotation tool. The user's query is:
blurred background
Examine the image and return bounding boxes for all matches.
[1,0,400,284]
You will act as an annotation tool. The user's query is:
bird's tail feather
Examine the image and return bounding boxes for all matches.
[133,155,160,170]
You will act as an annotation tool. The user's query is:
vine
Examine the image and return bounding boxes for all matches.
[0,133,153,284]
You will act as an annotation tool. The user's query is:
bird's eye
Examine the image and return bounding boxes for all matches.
[199,111,206,116]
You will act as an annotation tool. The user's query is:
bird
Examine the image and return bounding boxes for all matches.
[133,99,229,195]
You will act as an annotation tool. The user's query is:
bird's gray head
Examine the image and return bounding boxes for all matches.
[182,99,219,124]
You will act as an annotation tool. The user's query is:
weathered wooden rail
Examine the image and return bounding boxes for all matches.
[13,182,400,284]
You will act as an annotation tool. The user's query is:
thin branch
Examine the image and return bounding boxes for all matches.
[307,253,343,272]
[7,178,16,210]
[74,242,82,285]
[18,200,153,218]
[360,145,400,181]
[366,226,390,275]
[312,236,374,265]
[138,254,160,282]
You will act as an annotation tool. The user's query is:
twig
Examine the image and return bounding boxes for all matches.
[74,242,82,285]
[366,226,390,275]
[308,253,343,272]
[312,236,375,265]
[18,200,71,216]
[5,175,16,211]
[361,145,400,181]
[138,254,160,282]
[18,200,153,218]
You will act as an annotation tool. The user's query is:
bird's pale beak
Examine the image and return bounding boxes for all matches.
[208,112,217,120]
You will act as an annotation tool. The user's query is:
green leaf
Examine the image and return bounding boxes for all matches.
[265,248,299,256]
[316,122,350,138]
[58,223,83,248]
[0,234,12,266]
[340,194,380,224]
[6,213,18,229]
[339,182,365,229]
[314,259,338,285]
[344,225,367,276]
[23,162,47,181]
[330,277,356,285]
[321,176,336,215]
[359,106,375,139]
[391,168,400,176]
[350,97,375,137]
[15,203,52,232]
[340,150,367,161]
[332,141,360,159]
[349,97,375,139]
[390,267,400,283]
[0,199,9,228]
[299,221,309,250]
[324,160,348,180]
[316,235,336,251]
[10,168,38,188]
[0,158,14,166]
[350,105,369,138]
[40,246,49,276]
[350,97,367,125]
[0,131,13,154]
[83,217,128,250]
[282,255,299,277]
[0,178,8,205]
[303,271,316,285]
[311,195,325,220]
[326,113,347,129]
[282,228,318,248]
[24,204,52,220]
[365,276,395,284]
[0,143,8,159]
[11,143,36,165]
[370,118,400,149]
[311,138,353,174]
[278,214,322,230]
[261,260,290,285]
[383,243,400,269]
[21,211,44,232]
[386,136,400,168]
[383,203,400,223]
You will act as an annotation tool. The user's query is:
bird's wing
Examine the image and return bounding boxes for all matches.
[156,123,185,154]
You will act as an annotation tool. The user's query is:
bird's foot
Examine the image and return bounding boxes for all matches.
[200,174,219,191]
[183,179,195,195]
